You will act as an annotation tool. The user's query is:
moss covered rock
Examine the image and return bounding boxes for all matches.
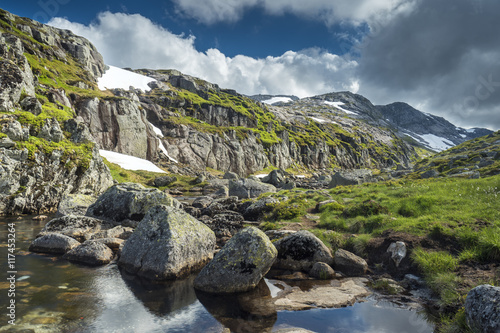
[119,205,216,280]
[194,227,277,293]
[86,182,181,227]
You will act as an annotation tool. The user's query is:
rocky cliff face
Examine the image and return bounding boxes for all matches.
[0,8,420,215]
[0,9,112,215]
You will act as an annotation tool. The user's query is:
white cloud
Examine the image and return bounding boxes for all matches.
[172,0,411,26]
[49,12,358,98]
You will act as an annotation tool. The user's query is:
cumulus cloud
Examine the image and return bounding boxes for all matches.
[48,12,358,97]
[171,0,412,26]
[356,0,500,129]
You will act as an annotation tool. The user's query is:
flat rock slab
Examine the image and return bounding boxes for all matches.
[273,278,371,311]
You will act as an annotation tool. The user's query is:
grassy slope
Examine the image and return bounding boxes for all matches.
[258,174,500,332]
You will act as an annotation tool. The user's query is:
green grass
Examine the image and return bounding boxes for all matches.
[16,136,94,170]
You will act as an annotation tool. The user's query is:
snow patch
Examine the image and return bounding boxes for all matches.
[149,122,163,138]
[99,150,166,173]
[255,174,268,179]
[420,134,454,151]
[466,128,476,133]
[310,116,335,124]
[262,97,293,104]
[158,140,178,163]
[324,101,357,115]
[98,65,156,91]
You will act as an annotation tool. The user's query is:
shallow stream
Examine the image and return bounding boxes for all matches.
[0,216,435,332]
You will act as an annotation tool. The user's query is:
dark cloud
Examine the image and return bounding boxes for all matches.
[357,0,500,129]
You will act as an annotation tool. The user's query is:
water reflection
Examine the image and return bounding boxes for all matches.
[120,270,198,316]
[196,279,277,333]
[0,217,434,333]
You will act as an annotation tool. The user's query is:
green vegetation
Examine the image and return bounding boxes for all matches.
[255,173,500,332]
[16,136,94,170]
[411,131,500,179]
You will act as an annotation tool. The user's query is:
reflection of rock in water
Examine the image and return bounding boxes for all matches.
[196,279,277,333]
[120,269,198,316]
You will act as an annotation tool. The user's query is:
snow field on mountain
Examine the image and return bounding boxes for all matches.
[324,101,357,115]
[99,150,166,173]
[98,66,156,91]
[262,97,293,104]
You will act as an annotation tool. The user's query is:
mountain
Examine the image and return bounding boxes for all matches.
[0,7,465,215]
[376,102,492,151]
[274,92,493,152]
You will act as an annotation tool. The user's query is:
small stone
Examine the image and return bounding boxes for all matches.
[334,249,368,277]
[387,241,407,267]
[309,262,335,280]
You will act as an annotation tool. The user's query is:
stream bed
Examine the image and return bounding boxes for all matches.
[0,216,435,332]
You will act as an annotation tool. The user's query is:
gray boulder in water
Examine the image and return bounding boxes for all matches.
[194,227,277,293]
[29,233,80,254]
[465,284,500,333]
[119,205,216,280]
[86,182,181,227]
[63,240,114,266]
[38,215,112,242]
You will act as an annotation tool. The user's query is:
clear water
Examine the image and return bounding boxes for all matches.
[0,216,434,332]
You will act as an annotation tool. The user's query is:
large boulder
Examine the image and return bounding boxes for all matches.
[29,233,80,254]
[194,227,277,293]
[328,169,373,188]
[56,194,97,217]
[38,215,113,242]
[465,284,500,333]
[273,231,334,272]
[229,179,276,199]
[334,249,368,276]
[86,183,182,227]
[63,240,114,266]
[119,205,216,280]
[262,169,286,187]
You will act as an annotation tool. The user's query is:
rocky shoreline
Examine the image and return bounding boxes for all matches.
[25,170,500,332]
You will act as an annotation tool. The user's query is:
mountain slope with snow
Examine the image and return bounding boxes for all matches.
[98,65,157,91]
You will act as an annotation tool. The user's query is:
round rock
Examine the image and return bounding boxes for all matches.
[29,233,80,254]
[309,262,335,280]
[273,230,334,272]
[194,227,277,294]
[63,240,114,266]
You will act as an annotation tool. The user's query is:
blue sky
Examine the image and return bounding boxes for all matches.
[2,0,500,129]
[1,0,357,58]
